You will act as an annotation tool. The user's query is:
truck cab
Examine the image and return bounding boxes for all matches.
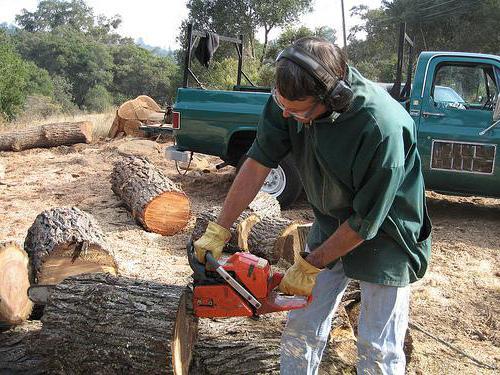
[410,52,500,197]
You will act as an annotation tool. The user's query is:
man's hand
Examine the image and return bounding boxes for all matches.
[278,253,322,296]
[194,221,231,263]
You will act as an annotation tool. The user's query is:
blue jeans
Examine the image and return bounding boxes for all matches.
[280,261,410,375]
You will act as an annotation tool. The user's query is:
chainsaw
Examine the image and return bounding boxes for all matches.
[187,241,311,318]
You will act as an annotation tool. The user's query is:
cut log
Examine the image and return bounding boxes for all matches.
[24,207,118,285]
[0,241,33,325]
[34,273,194,374]
[111,155,191,235]
[247,216,298,264]
[198,192,281,249]
[0,121,93,151]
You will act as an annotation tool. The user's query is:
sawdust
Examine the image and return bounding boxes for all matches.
[0,137,499,373]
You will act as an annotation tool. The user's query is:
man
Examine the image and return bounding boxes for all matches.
[194,37,432,374]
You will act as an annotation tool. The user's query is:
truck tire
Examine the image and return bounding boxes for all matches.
[238,155,303,208]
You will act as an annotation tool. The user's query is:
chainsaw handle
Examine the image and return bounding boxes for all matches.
[204,252,221,270]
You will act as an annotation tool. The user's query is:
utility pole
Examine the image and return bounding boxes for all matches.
[341,0,348,55]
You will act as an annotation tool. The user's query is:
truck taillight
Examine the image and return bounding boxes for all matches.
[172,111,181,129]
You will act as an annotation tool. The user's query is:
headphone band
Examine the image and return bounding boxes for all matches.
[276,45,353,112]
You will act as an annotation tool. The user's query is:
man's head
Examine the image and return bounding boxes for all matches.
[274,37,351,123]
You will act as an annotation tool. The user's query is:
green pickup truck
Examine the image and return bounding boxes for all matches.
[161,28,500,206]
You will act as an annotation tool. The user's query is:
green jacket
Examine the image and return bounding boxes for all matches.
[247,67,432,287]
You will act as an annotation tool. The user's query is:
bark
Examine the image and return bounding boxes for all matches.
[0,121,93,151]
[247,215,297,264]
[24,207,118,284]
[0,241,33,325]
[198,192,281,248]
[0,320,44,374]
[34,273,191,374]
[111,155,190,236]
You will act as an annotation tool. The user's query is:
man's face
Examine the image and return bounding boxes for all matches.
[272,88,328,123]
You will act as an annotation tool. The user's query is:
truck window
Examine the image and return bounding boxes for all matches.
[431,64,498,110]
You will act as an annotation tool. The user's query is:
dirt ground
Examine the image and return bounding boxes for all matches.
[0,137,499,374]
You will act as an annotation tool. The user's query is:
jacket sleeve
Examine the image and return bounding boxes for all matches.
[246,97,291,168]
[347,129,406,240]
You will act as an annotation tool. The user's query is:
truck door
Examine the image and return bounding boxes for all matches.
[418,56,500,197]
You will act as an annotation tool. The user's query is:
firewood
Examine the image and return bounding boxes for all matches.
[24,207,118,285]
[0,121,93,151]
[111,155,191,235]
[0,241,33,325]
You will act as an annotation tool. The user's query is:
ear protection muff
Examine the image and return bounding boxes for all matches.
[276,46,353,112]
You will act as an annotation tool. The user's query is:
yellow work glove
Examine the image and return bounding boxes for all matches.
[194,221,231,264]
[278,254,321,296]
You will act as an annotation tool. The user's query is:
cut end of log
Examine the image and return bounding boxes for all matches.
[37,243,118,285]
[0,241,33,325]
[143,191,191,236]
[79,121,94,143]
[172,288,198,375]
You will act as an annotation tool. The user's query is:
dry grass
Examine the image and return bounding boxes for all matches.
[0,111,116,140]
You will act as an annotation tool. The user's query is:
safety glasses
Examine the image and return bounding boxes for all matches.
[271,88,320,121]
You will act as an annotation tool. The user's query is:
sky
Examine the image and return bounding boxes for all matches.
[0,0,383,50]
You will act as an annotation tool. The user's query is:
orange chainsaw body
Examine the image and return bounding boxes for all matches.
[192,251,310,318]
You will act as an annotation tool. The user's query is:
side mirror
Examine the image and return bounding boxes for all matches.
[493,95,500,122]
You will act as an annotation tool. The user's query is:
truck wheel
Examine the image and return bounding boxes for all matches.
[237,155,303,208]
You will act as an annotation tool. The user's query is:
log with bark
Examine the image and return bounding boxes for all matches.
[0,241,33,325]
[246,215,299,264]
[24,207,118,285]
[197,192,281,249]
[34,273,195,375]
[111,155,191,236]
[0,121,93,152]
[0,320,44,374]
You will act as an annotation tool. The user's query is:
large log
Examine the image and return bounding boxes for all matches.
[34,273,194,374]
[111,155,191,236]
[24,207,118,285]
[0,320,44,374]
[0,121,93,151]
[198,192,281,249]
[247,215,298,264]
[0,241,33,325]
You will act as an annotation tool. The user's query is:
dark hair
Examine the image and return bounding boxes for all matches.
[276,37,348,101]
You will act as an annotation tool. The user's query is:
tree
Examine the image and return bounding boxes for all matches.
[265,25,337,63]
[0,36,29,120]
[15,0,122,43]
[14,27,114,107]
[182,0,313,62]
[348,0,500,82]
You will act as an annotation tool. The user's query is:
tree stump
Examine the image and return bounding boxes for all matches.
[24,207,118,285]
[0,241,33,325]
[0,121,93,151]
[35,273,194,374]
[111,155,190,235]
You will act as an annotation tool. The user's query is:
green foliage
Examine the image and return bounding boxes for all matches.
[0,38,29,120]
[83,85,113,112]
[265,25,337,62]
[348,0,500,82]
[110,43,180,106]
[183,0,313,61]
[15,28,114,107]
